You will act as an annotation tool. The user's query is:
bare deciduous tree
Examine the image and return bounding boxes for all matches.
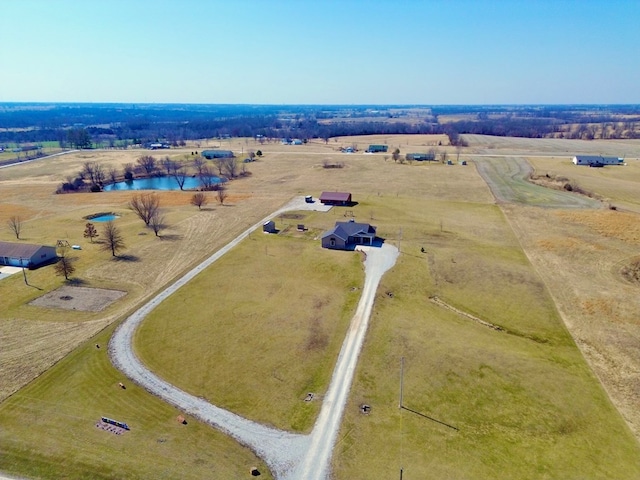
[148,210,165,237]
[190,192,208,210]
[199,165,217,190]
[171,164,188,190]
[160,156,176,175]
[129,193,160,225]
[7,215,22,239]
[136,155,157,175]
[107,166,118,184]
[83,222,99,243]
[54,247,76,280]
[216,184,228,205]
[101,220,125,257]
[192,155,206,175]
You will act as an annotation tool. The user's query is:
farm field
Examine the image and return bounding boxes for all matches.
[1,134,640,478]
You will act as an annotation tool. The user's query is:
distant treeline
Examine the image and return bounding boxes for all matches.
[1,103,639,146]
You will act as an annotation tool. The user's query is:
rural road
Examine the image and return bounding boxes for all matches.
[108,197,399,479]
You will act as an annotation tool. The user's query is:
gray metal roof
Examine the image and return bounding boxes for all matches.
[0,241,53,259]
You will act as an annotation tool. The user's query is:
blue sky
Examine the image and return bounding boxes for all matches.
[1,0,639,104]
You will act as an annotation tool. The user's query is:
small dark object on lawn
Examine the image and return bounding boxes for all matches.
[177,415,187,425]
[96,344,100,349]
[250,467,261,476]
[360,404,371,414]
[421,247,425,253]
[118,382,126,389]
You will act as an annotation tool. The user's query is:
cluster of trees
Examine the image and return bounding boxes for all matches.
[4,103,640,150]
[56,153,239,194]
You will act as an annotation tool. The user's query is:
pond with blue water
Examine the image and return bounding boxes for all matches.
[103,176,223,191]
[91,214,119,222]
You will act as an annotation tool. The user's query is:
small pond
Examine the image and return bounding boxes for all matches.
[103,176,223,191]
[91,214,119,222]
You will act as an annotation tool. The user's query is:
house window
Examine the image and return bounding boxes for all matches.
[330,239,335,247]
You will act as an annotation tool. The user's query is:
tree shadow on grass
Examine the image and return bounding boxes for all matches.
[158,234,184,241]
[112,254,140,262]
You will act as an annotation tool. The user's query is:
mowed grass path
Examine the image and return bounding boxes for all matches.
[333,196,640,479]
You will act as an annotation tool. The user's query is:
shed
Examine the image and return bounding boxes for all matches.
[263,220,277,233]
[321,220,377,250]
[319,191,352,206]
[406,152,436,161]
[0,241,58,269]
[573,155,623,166]
[202,150,234,159]
[366,145,388,153]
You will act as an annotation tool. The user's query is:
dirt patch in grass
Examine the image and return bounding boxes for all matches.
[621,258,640,285]
[29,286,126,312]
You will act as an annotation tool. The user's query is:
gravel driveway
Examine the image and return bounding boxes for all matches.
[108,197,398,479]
[0,197,398,480]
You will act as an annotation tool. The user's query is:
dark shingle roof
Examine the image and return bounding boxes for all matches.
[0,241,49,259]
[319,192,351,202]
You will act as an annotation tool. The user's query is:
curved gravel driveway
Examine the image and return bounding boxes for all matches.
[0,197,398,480]
[108,196,399,479]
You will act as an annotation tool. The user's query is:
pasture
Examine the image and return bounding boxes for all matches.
[1,134,640,478]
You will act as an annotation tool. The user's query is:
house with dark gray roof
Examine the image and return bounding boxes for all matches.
[0,241,57,268]
[321,220,377,250]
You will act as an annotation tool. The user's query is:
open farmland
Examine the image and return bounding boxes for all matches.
[1,134,640,478]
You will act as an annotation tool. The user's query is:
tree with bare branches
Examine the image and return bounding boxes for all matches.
[191,192,208,210]
[222,157,238,178]
[54,247,76,280]
[199,165,218,190]
[192,155,206,175]
[83,222,99,243]
[136,155,157,175]
[216,184,228,205]
[7,215,22,239]
[148,210,165,237]
[101,220,125,256]
[129,193,160,225]
[171,164,188,190]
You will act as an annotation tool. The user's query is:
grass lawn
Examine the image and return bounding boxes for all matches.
[0,324,272,480]
[333,197,640,479]
[1,134,640,479]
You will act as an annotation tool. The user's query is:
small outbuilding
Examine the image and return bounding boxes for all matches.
[321,220,377,250]
[319,191,352,206]
[366,145,388,153]
[202,150,234,159]
[0,241,57,269]
[573,155,623,166]
[263,220,277,233]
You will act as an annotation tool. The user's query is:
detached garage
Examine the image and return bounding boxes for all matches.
[0,241,57,269]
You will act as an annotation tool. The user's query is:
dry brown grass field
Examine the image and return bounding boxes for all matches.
[1,133,640,478]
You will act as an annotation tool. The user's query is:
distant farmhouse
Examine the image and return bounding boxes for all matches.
[573,155,623,166]
[321,220,377,250]
[366,145,388,153]
[202,150,234,159]
[0,241,57,269]
[319,191,352,206]
[406,152,436,162]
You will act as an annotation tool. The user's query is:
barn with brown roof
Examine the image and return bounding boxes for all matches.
[0,241,57,268]
[319,191,352,206]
